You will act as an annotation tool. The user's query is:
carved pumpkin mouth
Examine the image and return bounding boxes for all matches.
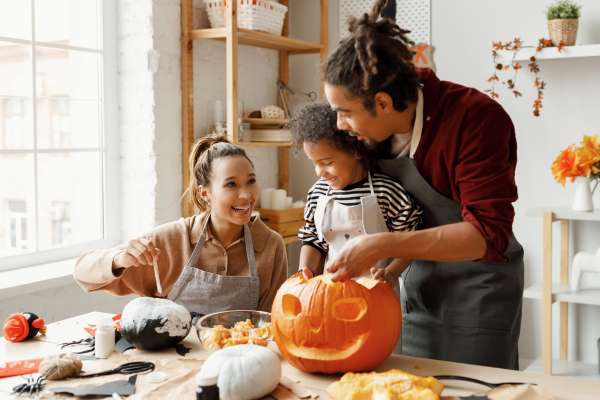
[274,324,369,361]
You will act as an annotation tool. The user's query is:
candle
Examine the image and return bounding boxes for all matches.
[272,189,287,210]
[284,196,293,208]
[260,188,275,209]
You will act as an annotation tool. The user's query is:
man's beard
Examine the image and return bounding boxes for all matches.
[367,135,395,159]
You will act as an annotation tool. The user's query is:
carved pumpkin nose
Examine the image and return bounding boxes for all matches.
[332,298,368,322]
[282,294,302,318]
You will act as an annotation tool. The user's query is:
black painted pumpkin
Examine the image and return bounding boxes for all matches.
[120,297,191,350]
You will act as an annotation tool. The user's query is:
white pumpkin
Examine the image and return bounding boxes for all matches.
[197,344,281,400]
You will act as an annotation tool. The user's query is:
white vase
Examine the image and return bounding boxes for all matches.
[572,176,594,212]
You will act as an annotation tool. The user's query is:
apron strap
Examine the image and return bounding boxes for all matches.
[367,170,375,196]
[187,234,206,267]
[408,88,424,159]
[243,224,258,278]
[185,218,257,279]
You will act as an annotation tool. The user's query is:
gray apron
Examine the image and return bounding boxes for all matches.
[168,223,260,315]
[379,157,524,369]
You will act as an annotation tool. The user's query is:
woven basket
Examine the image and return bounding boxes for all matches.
[204,0,287,35]
[548,18,578,46]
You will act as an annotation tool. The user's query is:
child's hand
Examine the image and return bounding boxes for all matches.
[370,267,398,286]
[300,266,314,280]
[113,238,161,270]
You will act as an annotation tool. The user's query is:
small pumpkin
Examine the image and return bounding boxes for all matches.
[197,344,281,400]
[120,297,191,350]
[271,273,401,373]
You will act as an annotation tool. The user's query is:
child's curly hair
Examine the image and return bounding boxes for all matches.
[289,102,368,158]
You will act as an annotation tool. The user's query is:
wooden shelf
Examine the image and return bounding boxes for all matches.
[527,207,600,222]
[243,117,288,127]
[191,28,323,54]
[236,141,292,148]
[499,44,600,62]
[524,284,600,306]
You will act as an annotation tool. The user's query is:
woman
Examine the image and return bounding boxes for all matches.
[74,136,288,314]
[322,0,524,369]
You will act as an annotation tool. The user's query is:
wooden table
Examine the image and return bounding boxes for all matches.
[2,312,600,399]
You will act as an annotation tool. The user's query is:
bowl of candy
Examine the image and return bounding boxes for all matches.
[195,310,273,350]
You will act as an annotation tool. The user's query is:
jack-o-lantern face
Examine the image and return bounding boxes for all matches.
[271,273,401,373]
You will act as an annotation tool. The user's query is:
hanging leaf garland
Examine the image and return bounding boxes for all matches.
[485,37,564,117]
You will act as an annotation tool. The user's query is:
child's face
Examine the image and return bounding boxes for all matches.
[303,140,365,190]
[202,156,258,226]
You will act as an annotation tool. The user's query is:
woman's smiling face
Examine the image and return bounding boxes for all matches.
[201,155,258,226]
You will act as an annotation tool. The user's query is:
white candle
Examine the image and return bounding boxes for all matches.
[272,189,287,210]
[260,188,275,209]
[284,196,293,209]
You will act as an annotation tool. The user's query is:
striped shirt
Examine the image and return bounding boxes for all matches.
[298,172,422,253]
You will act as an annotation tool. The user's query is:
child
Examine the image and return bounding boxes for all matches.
[291,103,422,284]
[74,136,288,314]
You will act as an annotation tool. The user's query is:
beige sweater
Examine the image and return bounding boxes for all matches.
[73,213,288,312]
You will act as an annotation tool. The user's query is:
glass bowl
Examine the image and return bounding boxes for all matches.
[195,310,272,350]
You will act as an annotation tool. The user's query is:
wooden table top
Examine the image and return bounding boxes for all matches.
[2,312,600,399]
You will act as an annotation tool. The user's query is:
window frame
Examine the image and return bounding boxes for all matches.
[0,0,120,272]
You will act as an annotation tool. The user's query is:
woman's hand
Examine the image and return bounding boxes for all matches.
[113,238,161,270]
[325,233,389,281]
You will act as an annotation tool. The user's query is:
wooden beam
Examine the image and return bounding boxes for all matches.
[181,0,194,217]
[226,0,239,142]
[559,220,569,360]
[278,147,289,192]
[542,211,554,374]
[319,0,329,98]
[278,0,290,192]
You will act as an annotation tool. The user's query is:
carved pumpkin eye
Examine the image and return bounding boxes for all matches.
[282,294,302,318]
[331,297,368,322]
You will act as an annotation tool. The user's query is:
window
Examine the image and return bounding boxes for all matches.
[0,0,118,270]
[6,199,29,252]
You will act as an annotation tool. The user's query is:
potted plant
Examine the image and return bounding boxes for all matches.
[546,0,581,46]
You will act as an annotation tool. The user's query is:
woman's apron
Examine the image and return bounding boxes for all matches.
[378,156,524,369]
[314,171,390,277]
[168,222,260,316]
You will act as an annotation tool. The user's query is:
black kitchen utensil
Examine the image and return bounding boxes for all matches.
[79,361,155,378]
[434,375,535,389]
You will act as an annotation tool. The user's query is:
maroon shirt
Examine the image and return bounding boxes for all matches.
[413,69,518,262]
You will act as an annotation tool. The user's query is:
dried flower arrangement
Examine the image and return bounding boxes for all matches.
[485,37,565,117]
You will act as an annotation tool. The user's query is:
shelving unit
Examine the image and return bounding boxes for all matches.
[499,43,600,62]
[525,207,600,375]
[180,0,328,242]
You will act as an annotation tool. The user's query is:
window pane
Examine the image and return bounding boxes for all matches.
[0,0,32,40]
[35,0,99,49]
[36,98,100,149]
[0,154,35,257]
[38,151,102,250]
[0,42,34,149]
[36,47,100,100]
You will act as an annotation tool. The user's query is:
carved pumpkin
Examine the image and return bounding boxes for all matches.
[271,273,401,373]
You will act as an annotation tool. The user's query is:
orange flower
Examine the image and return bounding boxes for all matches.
[552,135,600,186]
